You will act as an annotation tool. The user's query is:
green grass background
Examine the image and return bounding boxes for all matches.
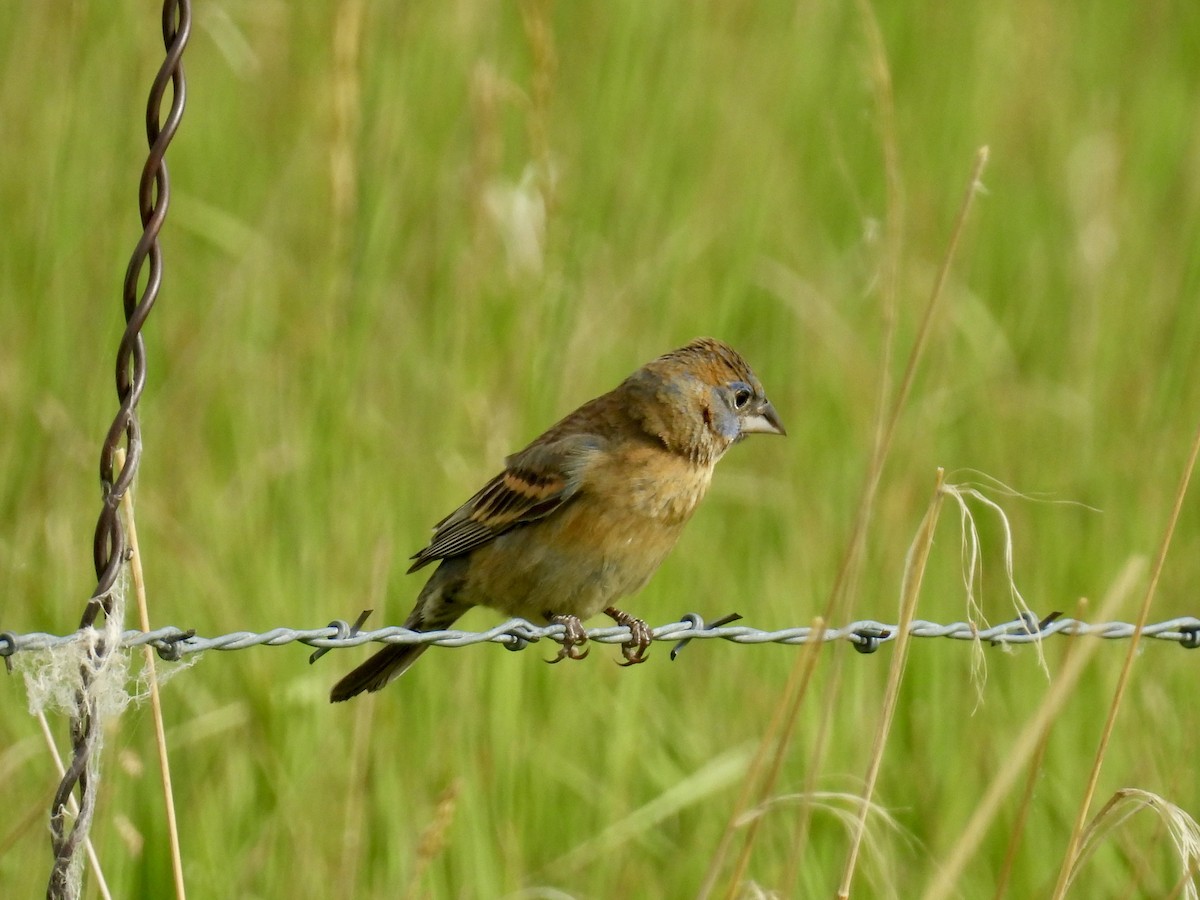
[3,1,1200,897]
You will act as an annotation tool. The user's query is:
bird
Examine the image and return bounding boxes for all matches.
[330,337,785,701]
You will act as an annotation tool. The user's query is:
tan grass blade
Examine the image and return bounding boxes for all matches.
[991,595,1090,900]
[1051,419,1200,900]
[723,23,911,894]
[696,615,826,899]
[836,469,945,898]
[855,0,904,476]
[116,448,186,900]
[34,710,112,900]
[1065,788,1200,899]
[709,143,990,897]
[715,617,827,899]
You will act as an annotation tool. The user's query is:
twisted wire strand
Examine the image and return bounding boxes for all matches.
[6,614,1199,663]
[48,4,191,898]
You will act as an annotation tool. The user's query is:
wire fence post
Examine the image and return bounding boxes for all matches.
[46,3,191,897]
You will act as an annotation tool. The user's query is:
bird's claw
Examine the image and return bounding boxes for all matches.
[546,614,589,664]
[605,607,652,666]
[547,643,590,664]
[617,645,649,667]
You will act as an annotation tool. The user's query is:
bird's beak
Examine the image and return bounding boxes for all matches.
[741,401,787,436]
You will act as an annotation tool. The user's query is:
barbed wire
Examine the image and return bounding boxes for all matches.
[5,612,1199,667]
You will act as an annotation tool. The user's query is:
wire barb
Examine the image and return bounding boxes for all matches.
[671,612,743,660]
[309,610,373,664]
[1179,626,1200,651]
[47,3,191,898]
[850,626,892,654]
[0,631,16,673]
[154,629,196,662]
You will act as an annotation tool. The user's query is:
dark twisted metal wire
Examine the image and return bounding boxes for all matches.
[47,3,191,898]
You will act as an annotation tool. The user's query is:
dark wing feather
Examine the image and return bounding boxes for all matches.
[407,433,603,572]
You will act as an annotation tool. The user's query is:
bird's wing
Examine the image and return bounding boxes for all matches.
[407,433,604,572]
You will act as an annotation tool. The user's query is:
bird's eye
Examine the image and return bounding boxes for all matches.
[732,386,753,409]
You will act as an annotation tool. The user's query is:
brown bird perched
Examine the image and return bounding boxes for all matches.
[330,338,784,701]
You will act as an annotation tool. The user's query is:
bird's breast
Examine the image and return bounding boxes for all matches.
[462,449,715,621]
[606,444,715,524]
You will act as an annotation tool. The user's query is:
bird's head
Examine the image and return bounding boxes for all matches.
[625,337,785,464]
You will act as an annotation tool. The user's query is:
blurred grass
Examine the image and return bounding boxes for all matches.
[3,1,1200,897]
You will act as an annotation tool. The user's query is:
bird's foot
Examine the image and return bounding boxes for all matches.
[546,613,589,663]
[605,607,652,666]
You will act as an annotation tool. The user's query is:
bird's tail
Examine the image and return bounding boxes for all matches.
[329,641,426,702]
[329,566,469,702]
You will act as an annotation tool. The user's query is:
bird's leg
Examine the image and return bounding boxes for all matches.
[604,606,652,666]
[546,613,590,663]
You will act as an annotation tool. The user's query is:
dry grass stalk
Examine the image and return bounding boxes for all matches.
[116,447,186,899]
[837,468,945,898]
[990,594,1091,900]
[34,710,113,900]
[709,142,988,896]
[1051,419,1200,900]
[713,616,827,900]
[1065,788,1200,899]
